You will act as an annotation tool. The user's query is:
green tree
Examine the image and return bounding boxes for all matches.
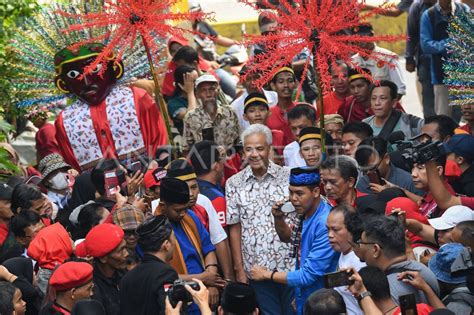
[0,0,37,177]
[0,0,39,122]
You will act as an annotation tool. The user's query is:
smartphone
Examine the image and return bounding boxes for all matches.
[130,161,142,173]
[280,201,295,213]
[116,169,128,196]
[202,127,214,141]
[367,170,382,185]
[104,170,119,197]
[399,293,418,315]
[323,270,354,288]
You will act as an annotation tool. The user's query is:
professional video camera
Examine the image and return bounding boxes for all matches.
[390,132,444,165]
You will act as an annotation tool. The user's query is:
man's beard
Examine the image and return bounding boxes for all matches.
[203,99,217,111]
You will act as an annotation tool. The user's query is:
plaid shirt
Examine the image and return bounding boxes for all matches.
[182,100,241,152]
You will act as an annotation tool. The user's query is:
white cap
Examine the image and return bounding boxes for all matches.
[195,74,218,88]
[428,206,474,230]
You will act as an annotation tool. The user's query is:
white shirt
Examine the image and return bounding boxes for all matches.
[151,194,227,246]
[283,141,306,168]
[351,45,406,95]
[231,89,278,131]
[226,162,296,276]
[196,194,227,245]
[335,251,367,315]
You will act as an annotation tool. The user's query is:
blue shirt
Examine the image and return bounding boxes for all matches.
[170,210,216,275]
[286,200,339,315]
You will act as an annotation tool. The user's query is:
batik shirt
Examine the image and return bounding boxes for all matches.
[182,101,240,152]
[226,162,296,275]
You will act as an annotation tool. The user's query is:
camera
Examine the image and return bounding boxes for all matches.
[167,279,200,308]
[394,133,444,165]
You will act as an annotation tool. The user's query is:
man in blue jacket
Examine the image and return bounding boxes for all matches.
[420,0,468,119]
[250,167,338,315]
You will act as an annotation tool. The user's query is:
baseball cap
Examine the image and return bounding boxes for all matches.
[443,134,474,162]
[195,74,218,88]
[428,205,474,230]
[144,167,167,189]
[428,243,467,284]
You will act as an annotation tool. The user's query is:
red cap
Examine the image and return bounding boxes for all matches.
[144,167,167,189]
[74,241,88,258]
[84,223,124,258]
[386,197,428,223]
[49,261,93,291]
[27,223,73,269]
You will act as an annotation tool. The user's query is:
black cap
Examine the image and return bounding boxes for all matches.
[244,92,269,113]
[221,282,258,313]
[166,159,197,182]
[160,177,190,204]
[348,68,372,83]
[136,215,172,240]
[0,183,13,200]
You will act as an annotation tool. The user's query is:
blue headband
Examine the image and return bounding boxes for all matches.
[289,172,320,186]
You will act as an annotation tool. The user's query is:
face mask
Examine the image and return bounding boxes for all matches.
[444,159,462,178]
[49,172,69,190]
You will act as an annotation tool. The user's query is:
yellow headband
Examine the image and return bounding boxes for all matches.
[244,97,269,108]
[349,74,366,82]
[299,133,322,144]
[273,66,294,78]
[175,173,197,181]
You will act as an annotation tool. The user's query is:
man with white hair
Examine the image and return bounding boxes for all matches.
[226,124,296,314]
[182,74,241,153]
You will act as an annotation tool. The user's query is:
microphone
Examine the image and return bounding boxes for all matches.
[387,131,405,144]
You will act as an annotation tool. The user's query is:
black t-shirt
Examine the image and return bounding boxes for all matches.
[451,165,474,197]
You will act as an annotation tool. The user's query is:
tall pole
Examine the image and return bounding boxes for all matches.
[311,30,326,153]
[140,34,177,158]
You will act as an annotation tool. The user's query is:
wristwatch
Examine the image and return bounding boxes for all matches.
[357,291,372,302]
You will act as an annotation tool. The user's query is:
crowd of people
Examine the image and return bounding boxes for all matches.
[1,0,473,314]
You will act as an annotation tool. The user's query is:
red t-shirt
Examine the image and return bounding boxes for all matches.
[0,224,8,247]
[271,129,285,156]
[318,91,346,116]
[458,124,473,135]
[328,189,367,207]
[393,303,433,315]
[267,103,296,145]
[461,196,474,209]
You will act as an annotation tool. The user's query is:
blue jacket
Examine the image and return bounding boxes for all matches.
[420,3,468,84]
[286,200,339,315]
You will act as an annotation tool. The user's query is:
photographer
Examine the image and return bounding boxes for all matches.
[424,158,474,210]
[120,215,179,315]
[443,134,474,197]
[355,136,422,195]
[165,279,211,315]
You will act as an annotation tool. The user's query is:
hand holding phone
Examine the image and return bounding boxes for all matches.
[399,293,418,315]
[104,170,120,198]
[324,270,354,288]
